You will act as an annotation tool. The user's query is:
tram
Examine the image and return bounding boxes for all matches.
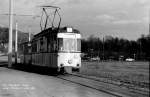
[20,27,81,73]
[19,6,81,73]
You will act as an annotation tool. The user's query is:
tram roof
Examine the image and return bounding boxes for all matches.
[33,27,80,39]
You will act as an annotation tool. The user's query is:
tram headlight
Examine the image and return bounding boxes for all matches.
[77,64,80,67]
[60,64,64,67]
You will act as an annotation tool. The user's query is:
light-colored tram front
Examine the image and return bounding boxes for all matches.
[57,28,81,73]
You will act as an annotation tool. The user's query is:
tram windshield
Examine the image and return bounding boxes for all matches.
[58,38,81,52]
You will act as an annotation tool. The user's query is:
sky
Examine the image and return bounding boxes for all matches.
[0,0,150,40]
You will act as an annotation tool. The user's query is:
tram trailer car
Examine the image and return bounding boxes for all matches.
[20,27,81,73]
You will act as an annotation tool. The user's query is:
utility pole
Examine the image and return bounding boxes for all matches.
[102,36,105,61]
[15,22,18,64]
[148,8,150,37]
[28,27,31,42]
[8,0,13,68]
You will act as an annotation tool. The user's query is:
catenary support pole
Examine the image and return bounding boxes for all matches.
[15,22,18,64]
[148,8,150,36]
[8,0,13,68]
[102,37,105,61]
[28,27,31,42]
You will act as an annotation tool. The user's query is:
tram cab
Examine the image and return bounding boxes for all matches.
[57,27,81,72]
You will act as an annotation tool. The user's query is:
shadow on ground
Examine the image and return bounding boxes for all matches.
[12,64,61,76]
[0,61,8,67]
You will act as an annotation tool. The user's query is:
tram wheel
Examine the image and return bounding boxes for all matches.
[59,67,66,74]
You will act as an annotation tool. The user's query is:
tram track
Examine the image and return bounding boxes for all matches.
[56,75,123,97]
[69,73,149,93]
[56,73,149,97]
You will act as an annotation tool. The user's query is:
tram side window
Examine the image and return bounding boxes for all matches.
[23,45,25,53]
[48,38,57,52]
[32,42,37,53]
[43,37,47,52]
[47,38,51,52]
[24,44,29,54]
[48,39,51,52]
[19,44,24,54]
[77,39,81,51]
[40,38,44,52]
[53,40,57,52]
[58,38,63,51]
[37,40,40,52]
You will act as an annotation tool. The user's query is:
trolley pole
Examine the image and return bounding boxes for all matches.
[15,22,18,64]
[8,0,13,68]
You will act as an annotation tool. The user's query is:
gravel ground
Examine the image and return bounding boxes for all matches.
[0,67,114,97]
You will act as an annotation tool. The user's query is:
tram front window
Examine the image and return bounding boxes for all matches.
[58,38,81,52]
